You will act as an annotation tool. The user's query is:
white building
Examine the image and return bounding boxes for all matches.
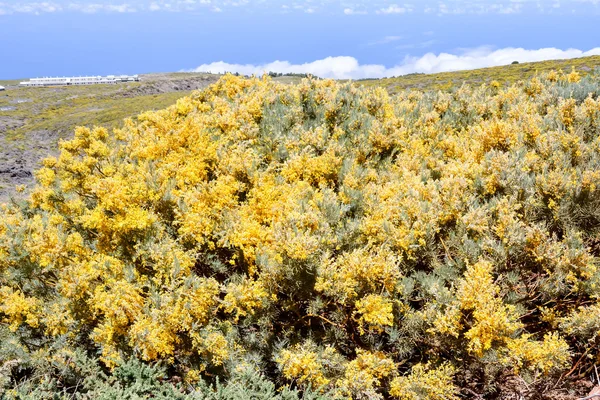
[20,75,140,87]
[0,86,5,91]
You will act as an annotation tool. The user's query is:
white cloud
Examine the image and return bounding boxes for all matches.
[189,57,385,79]
[0,0,595,15]
[1,0,219,14]
[376,3,412,14]
[12,2,62,13]
[425,3,465,15]
[188,47,600,79]
[425,1,525,15]
[343,7,366,15]
[398,47,600,75]
[67,2,137,13]
[0,1,144,14]
[106,3,137,12]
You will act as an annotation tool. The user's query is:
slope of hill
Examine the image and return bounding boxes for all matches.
[358,55,600,93]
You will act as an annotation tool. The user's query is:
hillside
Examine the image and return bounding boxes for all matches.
[358,55,600,93]
[1,67,600,399]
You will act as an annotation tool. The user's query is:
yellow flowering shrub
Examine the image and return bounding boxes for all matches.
[223,278,271,321]
[128,314,178,361]
[457,259,521,356]
[336,350,396,398]
[0,287,40,331]
[2,70,600,397]
[276,341,337,389]
[354,294,394,334]
[315,248,400,303]
[390,363,459,400]
[505,332,570,375]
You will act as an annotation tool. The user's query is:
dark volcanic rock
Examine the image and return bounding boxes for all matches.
[0,129,59,202]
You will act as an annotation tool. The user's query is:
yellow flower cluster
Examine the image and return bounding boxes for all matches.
[457,259,522,356]
[0,287,40,331]
[223,279,271,321]
[316,248,400,303]
[336,350,396,398]
[390,363,459,400]
[276,342,334,389]
[354,294,394,334]
[505,332,570,375]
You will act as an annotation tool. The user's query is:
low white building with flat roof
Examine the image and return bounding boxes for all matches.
[20,75,140,87]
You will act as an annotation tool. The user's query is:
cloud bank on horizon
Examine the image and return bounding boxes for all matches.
[0,0,598,15]
[188,47,600,80]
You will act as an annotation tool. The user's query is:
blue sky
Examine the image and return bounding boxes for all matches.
[0,0,599,79]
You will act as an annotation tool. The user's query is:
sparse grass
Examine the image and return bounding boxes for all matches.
[0,81,195,142]
[0,79,22,87]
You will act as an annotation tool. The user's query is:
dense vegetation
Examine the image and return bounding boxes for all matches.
[1,69,600,399]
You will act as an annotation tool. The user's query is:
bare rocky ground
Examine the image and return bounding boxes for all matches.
[0,129,59,200]
[494,375,596,400]
[119,73,218,97]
